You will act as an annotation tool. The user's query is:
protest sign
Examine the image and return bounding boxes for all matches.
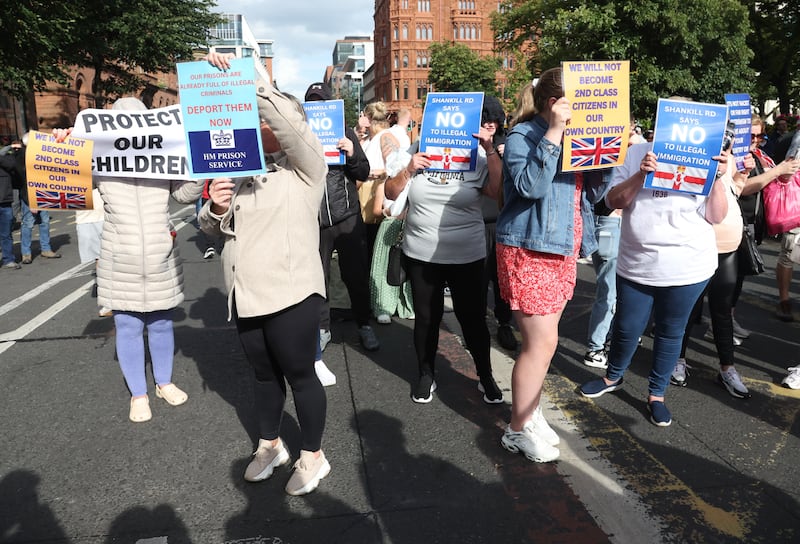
[419,92,483,172]
[177,57,265,179]
[70,104,188,180]
[303,100,345,165]
[725,93,751,170]
[644,98,728,196]
[25,130,93,211]
[562,60,630,172]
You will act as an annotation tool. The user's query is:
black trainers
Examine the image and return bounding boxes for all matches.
[411,374,437,403]
[477,376,504,404]
[496,324,519,351]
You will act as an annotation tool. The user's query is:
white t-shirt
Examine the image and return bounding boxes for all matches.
[389,124,411,151]
[611,143,717,286]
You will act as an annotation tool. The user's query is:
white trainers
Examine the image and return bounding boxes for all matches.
[718,366,751,399]
[530,405,559,446]
[670,358,688,387]
[244,438,290,482]
[314,360,336,387]
[501,421,559,463]
[376,313,392,324]
[319,329,332,351]
[782,367,800,389]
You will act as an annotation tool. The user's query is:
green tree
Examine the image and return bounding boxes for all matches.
[492,0,755,122]
[0,2,77,97]
[747,0,800,116]
[428,41,501,94]
[0,0,219,104]
[64,0,220,106]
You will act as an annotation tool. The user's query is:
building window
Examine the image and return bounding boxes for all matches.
[417,0,430,12]
[403,54,408,68]
[393,26,398,40]
[404,85,409,100]
[394,56,399,69]
[395,86,399,100]
[402,0,408,8]
[403,24,408,39]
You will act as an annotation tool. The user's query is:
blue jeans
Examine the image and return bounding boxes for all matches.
[0,205,13,264]
[20,200,51,254]
[587,215,621,351]
[607,276,709,397]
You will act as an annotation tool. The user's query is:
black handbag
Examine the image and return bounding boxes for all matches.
[737,223,765,276]
[386,222,406,286]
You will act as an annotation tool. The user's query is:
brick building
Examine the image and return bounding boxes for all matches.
[372,0,509,130]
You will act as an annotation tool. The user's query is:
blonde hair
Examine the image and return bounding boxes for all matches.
[509,83,535,127]
[364,102,389,125]
[751,114,765,132]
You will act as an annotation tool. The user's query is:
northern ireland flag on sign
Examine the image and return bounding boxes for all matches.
[651,163,708,194]
[322,144,344,165]
[570,136,623,168]
[425,146,473,171]
[35,190,87,210]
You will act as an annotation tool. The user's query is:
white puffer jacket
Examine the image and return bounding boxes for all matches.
[96,176,203,312]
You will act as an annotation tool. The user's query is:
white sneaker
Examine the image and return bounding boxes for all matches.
[530,405,559,446]
[376,313,391,324]
[718,366,751,399]
[501,422,559,463]
[319,329,331,351]
[314,360,336,386]
[782,367,800,390]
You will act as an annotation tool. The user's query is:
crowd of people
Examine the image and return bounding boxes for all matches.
[4,53,800,496]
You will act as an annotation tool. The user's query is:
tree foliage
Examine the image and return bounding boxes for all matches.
[492,0,756,122]
[0,0,220,102]
[428,41,501,94]
[747,0,800,116]
[0,1,77,96]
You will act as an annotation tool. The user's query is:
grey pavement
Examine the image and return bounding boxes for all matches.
[1,204,799,543]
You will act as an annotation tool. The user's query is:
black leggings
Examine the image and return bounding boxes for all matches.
[680,251,738,366]
[405,256,492,379]
[234,294,326,452]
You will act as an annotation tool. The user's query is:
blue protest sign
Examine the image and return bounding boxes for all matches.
[419,92,483,172]
[303,100,345,165]
[177,58,265,179]
[725,93,751,171]
[644,98,729,196]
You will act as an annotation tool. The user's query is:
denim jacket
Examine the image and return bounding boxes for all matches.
[496,115,609,258]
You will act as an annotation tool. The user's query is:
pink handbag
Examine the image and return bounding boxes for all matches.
[763,171,800,236]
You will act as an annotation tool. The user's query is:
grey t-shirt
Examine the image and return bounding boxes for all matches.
[403,155,489,264]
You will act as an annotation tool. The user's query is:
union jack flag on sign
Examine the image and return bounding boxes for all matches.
[35,190,86,210]
[570,136,622,168]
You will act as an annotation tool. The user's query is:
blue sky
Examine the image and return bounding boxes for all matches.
[214,0,374,98]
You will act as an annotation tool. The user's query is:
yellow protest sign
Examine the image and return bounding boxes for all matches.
[25,130,94,211]
[561,60,630,172]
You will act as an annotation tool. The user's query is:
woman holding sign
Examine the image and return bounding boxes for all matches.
[495,68,605,463]
[383,98,504,406]
[54,97,204,425]
[579,99,729,427]
[199,53,330,497]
